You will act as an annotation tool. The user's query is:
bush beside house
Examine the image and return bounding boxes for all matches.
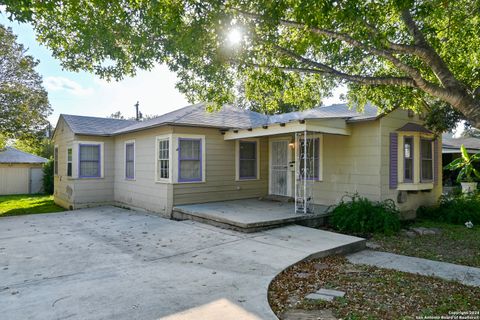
[330,194,401,236]
[43,159,54,195]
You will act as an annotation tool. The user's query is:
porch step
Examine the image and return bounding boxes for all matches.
[171,199,330,233]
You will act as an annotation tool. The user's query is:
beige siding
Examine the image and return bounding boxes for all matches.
[379,109,442,214]
[0,163,42,195]
[113,127,174,217]
[53,118,75,208]
[53,118,116,209]
[311,121,382,205]
[172,126,269,205]
[71,135,115,207]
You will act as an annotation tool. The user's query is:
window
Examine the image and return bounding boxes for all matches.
[157,138,169,180]
[239,141,257,179]
[421,139,433,181]
[67,148,72,177]
[178,138,202,182]
[299,138,320,180]
[79,144,101,178]
[125,142,135,179]
[54,146,58,175]
[404,137,414,182]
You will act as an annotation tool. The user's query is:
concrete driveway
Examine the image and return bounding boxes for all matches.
[0,206,364,320]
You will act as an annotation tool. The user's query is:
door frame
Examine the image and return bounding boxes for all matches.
[268,137,293,196]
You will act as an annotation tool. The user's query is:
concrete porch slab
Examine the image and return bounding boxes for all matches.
[172,198,330,232]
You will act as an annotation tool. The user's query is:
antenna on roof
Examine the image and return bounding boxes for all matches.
[134,101,142,121]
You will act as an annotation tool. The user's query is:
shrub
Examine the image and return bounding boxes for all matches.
[330,193,401,236]
[417,192,480,225]
[43,159,54,195]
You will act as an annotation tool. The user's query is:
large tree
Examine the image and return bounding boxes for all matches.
[0,24,50,148]
[2,1,479,127]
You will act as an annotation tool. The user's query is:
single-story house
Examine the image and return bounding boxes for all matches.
[52,103,442,218]
[0,147,48,195]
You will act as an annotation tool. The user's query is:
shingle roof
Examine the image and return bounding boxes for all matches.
[60,102,382,136]
[113,103,269,134]
[396,122,433,134]
[268,103,379,124]
[443,137,480,151]
[0,147,48,164]
[61,114,137,136]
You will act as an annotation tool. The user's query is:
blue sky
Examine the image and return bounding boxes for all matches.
[0,11,343,126]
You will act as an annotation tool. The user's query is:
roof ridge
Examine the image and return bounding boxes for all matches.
[62,114,137,122]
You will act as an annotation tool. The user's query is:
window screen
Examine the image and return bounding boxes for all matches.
[404,137,414,182]
[239,141,257,179]
[178,139,201,182]
[125,143,135,179]
[157,138,169,180]
[79,144,100,178]
[421,139,433,181]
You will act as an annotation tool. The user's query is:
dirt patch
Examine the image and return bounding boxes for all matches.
[268,256,480,320]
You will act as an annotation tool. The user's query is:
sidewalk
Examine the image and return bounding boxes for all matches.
[347,250,480,287]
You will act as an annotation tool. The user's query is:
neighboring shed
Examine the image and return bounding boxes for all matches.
[0,147,48,195]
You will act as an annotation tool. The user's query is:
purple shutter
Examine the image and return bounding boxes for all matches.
[433,138,439,185]
[389,132,398,189]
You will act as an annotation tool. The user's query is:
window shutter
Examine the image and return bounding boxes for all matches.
[389,132,398,189]
[433,138,439,186]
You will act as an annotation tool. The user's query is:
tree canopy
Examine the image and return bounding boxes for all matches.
[2,0,479,128]
[0,24,50,148]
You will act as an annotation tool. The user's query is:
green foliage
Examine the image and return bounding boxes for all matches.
[417,192,480,225]
[14,133,54,159]
[0,24,51,140]
[42,159,54,195]
[330,194,401,236]
[2,0,479,123]
[444,144,480,182]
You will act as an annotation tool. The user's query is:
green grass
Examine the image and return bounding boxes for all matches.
[0,194,65,217]
[373,220,480,267]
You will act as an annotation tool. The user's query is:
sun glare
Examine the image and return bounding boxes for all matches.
[227,28,242,46]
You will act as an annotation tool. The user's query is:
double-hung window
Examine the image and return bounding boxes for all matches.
[79,144,101,178]
[239,141,257,179]
[421,139,433,181]
[178,138,202,182]
[404,137,414,182]
[67,148,72,177]
[125,142,135,180]
[157,138,170,180]
[299,138,320,180]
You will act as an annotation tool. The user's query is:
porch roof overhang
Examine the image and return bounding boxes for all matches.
[223,118,351,140]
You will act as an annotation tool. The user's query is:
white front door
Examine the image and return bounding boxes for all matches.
[29,168,44,194]
[270,140,290,196]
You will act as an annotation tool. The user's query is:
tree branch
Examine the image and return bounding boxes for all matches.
[400,9,460,88]
[264,46,417,87]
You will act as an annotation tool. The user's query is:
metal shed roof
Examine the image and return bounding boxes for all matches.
[0,147,48,164]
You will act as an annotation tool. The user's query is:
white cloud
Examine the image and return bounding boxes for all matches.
[44,76,94,96]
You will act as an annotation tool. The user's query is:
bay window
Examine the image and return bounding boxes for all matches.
[79,144,101,178]
[404,137,413,182]
[421,139,433,181]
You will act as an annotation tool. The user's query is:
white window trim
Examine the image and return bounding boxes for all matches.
[173,133,206,184]
[74,141,105,179]
[66,146,73,177]
[124,140,135,180]
[155,134,173,183]
[235,138,260,181]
